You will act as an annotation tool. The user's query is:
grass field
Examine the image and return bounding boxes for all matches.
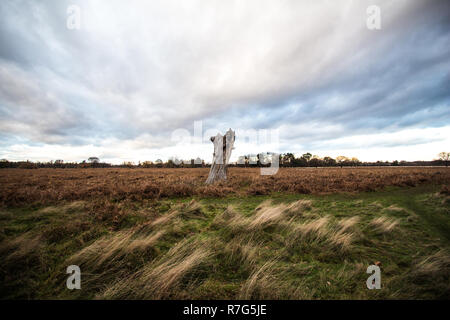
[0,167,449,299]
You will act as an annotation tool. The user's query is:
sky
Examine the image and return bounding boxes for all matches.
[0,0,449,164]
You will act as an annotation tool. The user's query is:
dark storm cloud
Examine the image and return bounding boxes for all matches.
[204,0,450,145]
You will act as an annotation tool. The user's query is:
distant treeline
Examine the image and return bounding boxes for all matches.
[0,159,207,169]
[0,153,447,169]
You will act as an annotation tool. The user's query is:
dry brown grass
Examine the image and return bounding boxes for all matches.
[68,229,165,269]
[91,199,329,299]
[286,199,313,212]
[414,250,450,277]
[370,216,399,233]
[98,238,212,299]
[326,217,361,251]
[0,167,448,206]
[38,201,86,214]
[402,250,450,298]
[149,200,203,227]
[239,260,279,299]
[248,202,288,230]
[328,230,354,251]
[224,237,261,267]
[0,233,43,268]
[238,260,313,299]
[284,215,361,252]
[216,200,357,254]
[338,216,360,232]
[215,200,313,234]
[294,217,330,241]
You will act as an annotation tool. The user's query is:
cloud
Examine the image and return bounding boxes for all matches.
[0,0,449,162]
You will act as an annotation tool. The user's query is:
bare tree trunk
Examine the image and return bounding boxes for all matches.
[205,129,235,184]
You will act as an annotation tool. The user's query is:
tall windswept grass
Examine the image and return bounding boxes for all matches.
[370,216,399,233]
[150,210,179,227]
[179,199,205,219]
[400,250,450,299]
[213,202,288,233]
[68,229,165,269]
[338,216,360,232]
[0,233,42,266]
[414,250,450,277]
[211,205,247,233]
[223,236,262,267]
[216,200,315,235]
[294,217,330,241]
[286,215,361,252]
[215,199,359,254]
[239,259,314,299]
[239,260,279,299]
[328,230,354,252]
[248,202,288,230]
[150,200,204,227]
[98,238,212,299]
[60,200,208,296]
[286,199,313,213]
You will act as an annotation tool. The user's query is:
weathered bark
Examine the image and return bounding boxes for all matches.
[205,129,235,184]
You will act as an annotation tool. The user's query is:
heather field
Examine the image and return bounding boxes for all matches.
[0,167,449,299]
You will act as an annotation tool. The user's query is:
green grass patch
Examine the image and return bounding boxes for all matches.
[0,184,449,299]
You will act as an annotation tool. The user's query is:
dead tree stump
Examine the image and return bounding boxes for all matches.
[205,128,235,184]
